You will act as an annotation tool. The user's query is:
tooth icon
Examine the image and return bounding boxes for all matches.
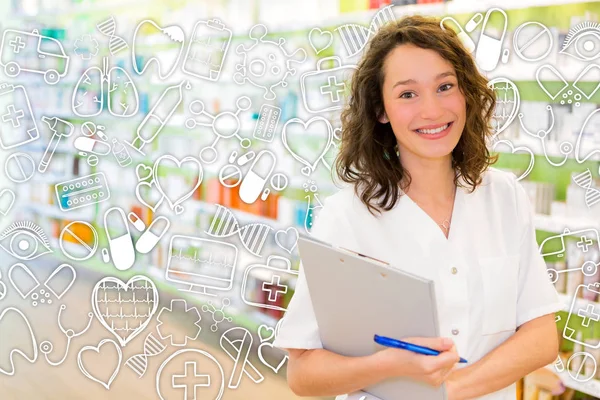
[132,20,185,80]
[0,307,38,376]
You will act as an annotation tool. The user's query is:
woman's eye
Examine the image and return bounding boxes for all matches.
[0,221,53,261]
[399,92,415,99]
[439,83,454,92]
[560,22,600,61]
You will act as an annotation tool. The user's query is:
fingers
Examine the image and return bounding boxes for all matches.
[403,336,455,352]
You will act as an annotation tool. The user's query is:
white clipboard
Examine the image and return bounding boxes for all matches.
[297,235,446,400]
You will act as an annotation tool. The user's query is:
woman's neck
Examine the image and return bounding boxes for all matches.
[401,155,456,204]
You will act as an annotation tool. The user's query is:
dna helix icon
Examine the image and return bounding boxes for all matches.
[573,169,600,208]
[125,332,166,378]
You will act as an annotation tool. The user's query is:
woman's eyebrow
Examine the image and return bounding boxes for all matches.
[392,71,456,89]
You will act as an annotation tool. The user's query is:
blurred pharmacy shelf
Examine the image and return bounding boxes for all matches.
[544,364,600,398]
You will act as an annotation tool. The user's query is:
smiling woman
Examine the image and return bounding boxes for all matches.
[275,15,562,400]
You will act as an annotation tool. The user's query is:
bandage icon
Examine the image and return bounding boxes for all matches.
[573,169,600,208]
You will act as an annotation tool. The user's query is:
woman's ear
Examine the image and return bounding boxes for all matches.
[378,112,389,124]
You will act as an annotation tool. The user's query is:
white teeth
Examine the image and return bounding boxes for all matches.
[416,123,449,134]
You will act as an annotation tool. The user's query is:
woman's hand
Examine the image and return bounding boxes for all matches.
[375,337,460,388]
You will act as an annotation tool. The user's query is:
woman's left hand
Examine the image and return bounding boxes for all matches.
[445,369,461,400]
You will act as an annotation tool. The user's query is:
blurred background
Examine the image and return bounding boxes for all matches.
[0,0,598,399]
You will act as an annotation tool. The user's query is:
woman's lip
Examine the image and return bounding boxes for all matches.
[414,121,453,139]
[415,122,452,131]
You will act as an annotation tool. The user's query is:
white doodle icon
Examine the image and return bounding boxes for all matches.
[96,16,128,56]
[55,172,111,211]
[77,339,122,390]
[282,116,334,175]
[567,352,597,382]
[239,150,276,204]
[72,57,139,118]
[40,304,93,367]
[202,298,233,332]
[157,299,202,346]
[0,269,6,301]
[301,56,356,114]
[440,17,475,53]
[275,227,299,254]
[303,180,323,234]
[513,22,553,62]
[60,221,99,261]
[127,80,190,155]
[5,152,36,183]
[125,332,167,378]
[0,188,15,216]
[74,34,99,60]
[335,5,395,57]
[491,140,534,181]
[205,205,272,257]
[153,155,203,214]
[38,116,74,173]
[92,275,159,347]
[220,327,264,389]
[104,206,136,271]
[475,8,507,71]
[241,256,298,312]
[536,64,600,106]
[488,78,520,139]
[234,24,306,100]
[9,262,76,306]
[0,221,53,261]
[308,27,333,55]
[253,104,281,143]
[257,320,288,373]
[132,19,185,80]
[560,21,600,61]
[0,307,38,376]
[0,29,69,84]
[575,108,600,163]
[185,96,252,164]
[540,228,599,260]
[182,19,232,82]
[166,235,237,296]
[0,83,40,150]
[156,349,225,400]
[573,169,600,208]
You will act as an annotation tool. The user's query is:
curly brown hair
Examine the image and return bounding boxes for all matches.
[335,15,497,215]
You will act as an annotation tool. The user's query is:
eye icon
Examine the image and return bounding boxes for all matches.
[0,221,53,261]
[560,21,600,61]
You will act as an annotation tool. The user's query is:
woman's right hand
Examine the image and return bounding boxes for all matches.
[376,337,460,388]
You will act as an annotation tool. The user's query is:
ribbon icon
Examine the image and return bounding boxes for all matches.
[335,5,395,57]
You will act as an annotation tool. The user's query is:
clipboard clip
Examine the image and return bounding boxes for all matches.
[339,247,390,265]
[207,19,226,31]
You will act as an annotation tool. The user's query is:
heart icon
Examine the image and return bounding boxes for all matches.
[135,164,153,182]
[258,342,288,373]
[77,339,122,390]
[0,189,15,216]
[258,324,276,343]
[492,140,535,181]
[174,205,184,215]
[488,78,520,138]
[282,117,333,175]
[153,155,203,212]
[275,227,299,254]
[308,28,333,54]
[92,276,159,347]
[135,181,164,212]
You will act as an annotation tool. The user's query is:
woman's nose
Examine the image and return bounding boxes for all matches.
[419,94,445,120]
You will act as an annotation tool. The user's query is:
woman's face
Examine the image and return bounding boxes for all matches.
[380,44,466,164]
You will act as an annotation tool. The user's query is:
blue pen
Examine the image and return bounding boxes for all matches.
[374,334,468,363]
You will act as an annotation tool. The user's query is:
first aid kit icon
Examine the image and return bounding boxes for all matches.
[241,255,298,312]
[563,282,600,349]
[300,56,357,114]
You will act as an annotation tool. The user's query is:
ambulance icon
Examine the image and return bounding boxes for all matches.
[0,29,69,84]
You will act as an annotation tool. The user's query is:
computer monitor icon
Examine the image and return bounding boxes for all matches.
[166,235,237,296]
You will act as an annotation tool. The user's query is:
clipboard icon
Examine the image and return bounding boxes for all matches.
[182,19,232,82]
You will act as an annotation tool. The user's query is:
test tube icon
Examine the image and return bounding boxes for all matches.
[127,80,190,155]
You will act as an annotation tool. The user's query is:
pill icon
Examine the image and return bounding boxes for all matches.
[135,216,170,254]
[237,151,256,167]
[239,150,276,204]
[465,13,483,33]
[74,136,111,155]
[128,212,146,232]
[5,152,36,183]
[104,207,135,271]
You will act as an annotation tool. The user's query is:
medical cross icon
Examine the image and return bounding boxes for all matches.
[320,76,345,103]
[9,36,25,53]
[577,304,600,328]
[577,235,594,253]
[262,275,288,302]
[2,105,24,128]
[172,361,211,400]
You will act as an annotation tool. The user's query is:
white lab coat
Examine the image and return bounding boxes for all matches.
[274,168,563,400]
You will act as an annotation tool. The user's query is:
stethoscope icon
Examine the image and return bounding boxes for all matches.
[39,304,94,366]
[518,105,574,167]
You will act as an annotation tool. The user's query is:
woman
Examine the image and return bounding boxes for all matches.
[274,15,562,400]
